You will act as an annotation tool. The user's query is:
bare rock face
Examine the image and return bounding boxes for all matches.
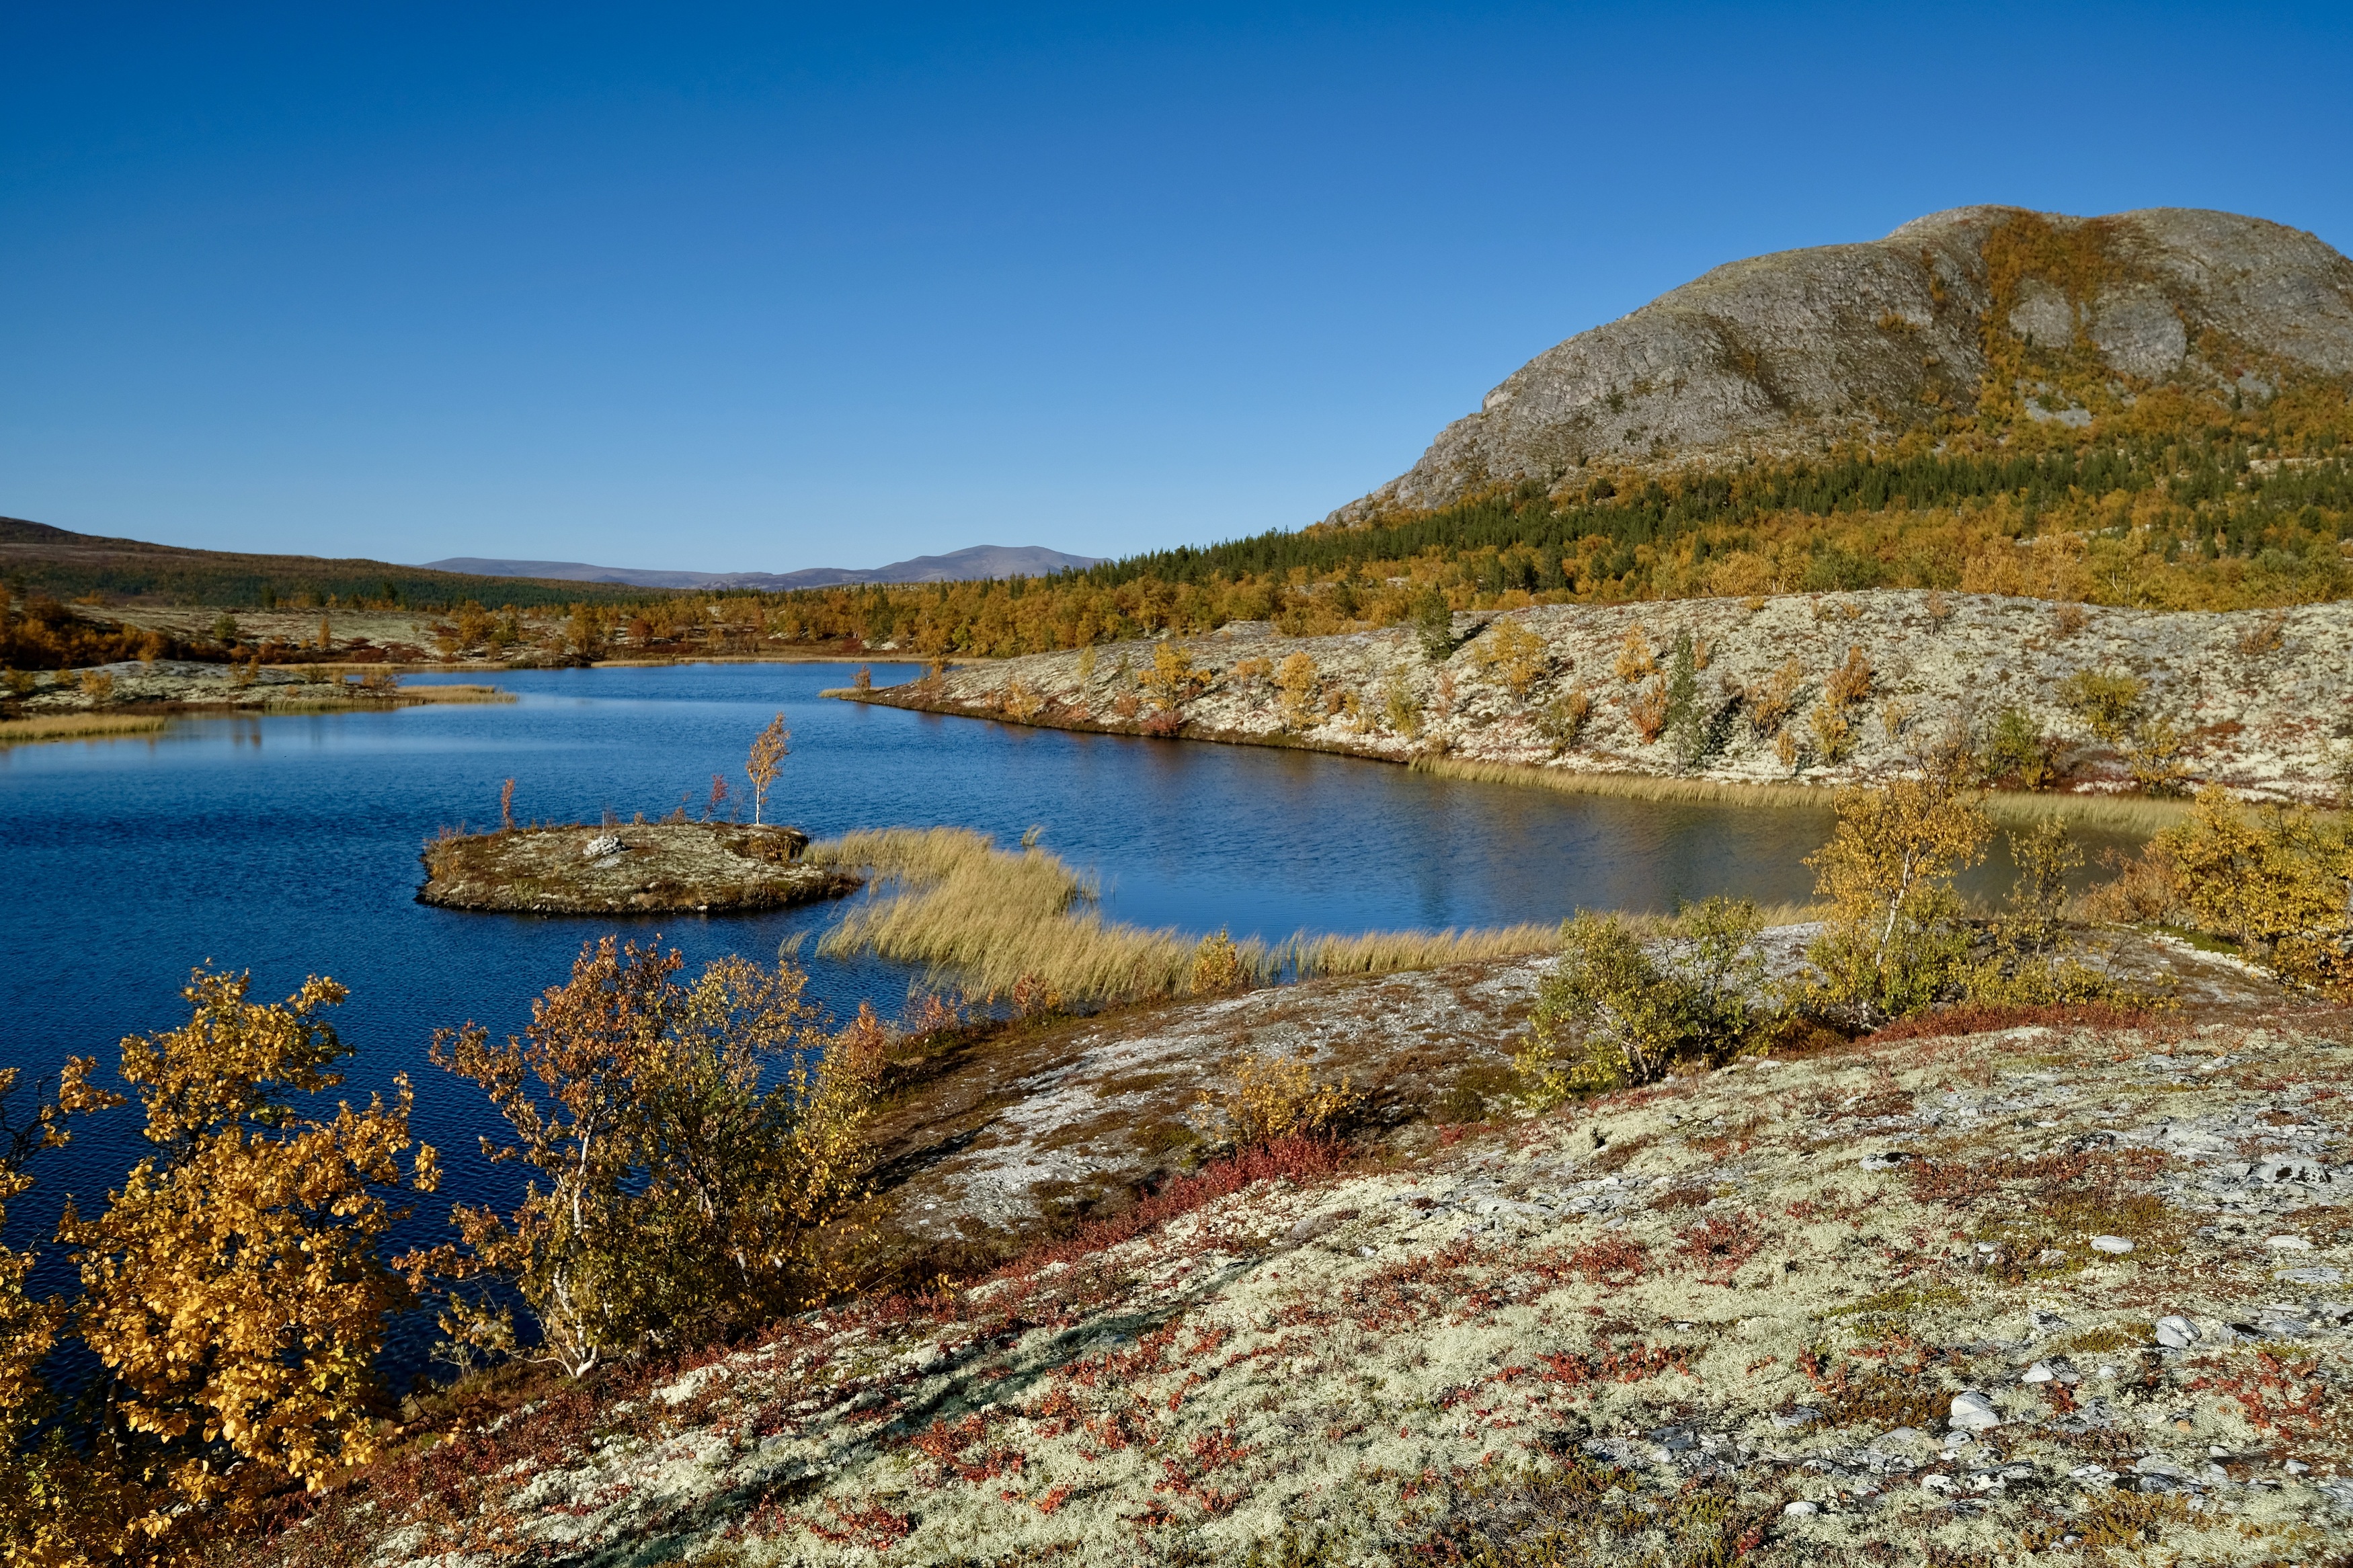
[1332,206,2353,521]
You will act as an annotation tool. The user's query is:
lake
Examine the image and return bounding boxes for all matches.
[0,659,2104,1375]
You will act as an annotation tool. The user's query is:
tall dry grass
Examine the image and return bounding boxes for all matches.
[1412,756,2196,835]
[809,827,1242,1002]
[809,827,1834,1005]
[1287,925,1557,978]
[0,713,167,745]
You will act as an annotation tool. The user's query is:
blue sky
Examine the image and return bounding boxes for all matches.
[5,3,2350,573]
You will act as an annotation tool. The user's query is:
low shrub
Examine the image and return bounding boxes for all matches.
[1536,686,1593,753]
[1803,776,1989,1019]
[1516,897,1767,1102]
[1980,704,2058,790]
[1207,1050,1363,1146]
[2058,666,2145,742]
[2155,786,2352,993]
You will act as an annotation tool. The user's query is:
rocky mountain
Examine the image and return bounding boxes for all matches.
[1333,206,2353,522]
[421,543,1105,591]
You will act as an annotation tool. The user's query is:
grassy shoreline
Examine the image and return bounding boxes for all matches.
[0,712,170,745]
[1410,755,2204,834]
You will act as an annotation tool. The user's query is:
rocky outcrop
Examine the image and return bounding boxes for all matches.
[833,591,2352,805]
[1332,206,2353,522]
[418,822,859,914]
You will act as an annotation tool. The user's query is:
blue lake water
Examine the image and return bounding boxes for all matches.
[0,660,2101,1378]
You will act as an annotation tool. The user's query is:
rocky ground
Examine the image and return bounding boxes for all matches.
[859,927,2280,1263]
[269,927,2353,1568]
[418,823,860,915]
[831,590,2350,805]
[4,659,509,712]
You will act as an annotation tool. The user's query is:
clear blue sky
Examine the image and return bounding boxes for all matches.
[6,3,2350,573]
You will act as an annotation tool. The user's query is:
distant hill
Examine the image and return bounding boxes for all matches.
[0,516,653,608]
[421,544,1106,591]
[1331,204,2353,522]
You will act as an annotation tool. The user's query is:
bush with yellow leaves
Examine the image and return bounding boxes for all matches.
[1613,623,1655,684]
[1964,820,2130,1006]
[2,969,440,1563]
[1472,620,1548,702]
[1209,1050,1362,1147]
[2058,666,2145,743]
[1275,651,1318,731]
[1190,927,1252,994]
[405,938,880,1379]
[1803,776,1990,1018]
[2154,787,2352,993]
[1140,642,1199,714]
[1746,657,1805,739]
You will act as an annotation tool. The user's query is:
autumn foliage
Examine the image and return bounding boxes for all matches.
[404,938,881,1378]
[0,970,435,1564]
[0,942,885,1564]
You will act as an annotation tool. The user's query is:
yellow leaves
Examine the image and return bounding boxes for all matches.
[745,712,790,825]
[1209,1050,1361,1146]
[1189,929,1250,995]
[1737,657,1802,743]
[410,938,877,1376]
[1626,678,1670,744]
[1613,623,1656,683]
[1000,678,1045,720]
[1275,651,1318,731]
[1140,641,1199,714]
[2057,666,2146,743]
[2157,786,2352,991]
[1806,698,1855,763]
[1805,778,1991,1016]
[118,969,350,1153]
[1823,645,1874,710]
[1472,620,1548,701]
[58,968,434,1507]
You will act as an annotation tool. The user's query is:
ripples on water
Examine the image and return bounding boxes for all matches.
[0,660,2104,1376]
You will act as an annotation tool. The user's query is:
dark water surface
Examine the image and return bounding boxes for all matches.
[1,660,2079,1375]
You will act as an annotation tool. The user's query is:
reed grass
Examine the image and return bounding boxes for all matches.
[1287,925,1558,977]
[809,827,1222,1002]
[0,713,167,745]
[393,684,516,704]
[809,827,1835,1004]
[1411,756,2194,835]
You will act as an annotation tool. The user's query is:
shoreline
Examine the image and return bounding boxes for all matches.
[1,683,512,743]
[828,682,2215,833]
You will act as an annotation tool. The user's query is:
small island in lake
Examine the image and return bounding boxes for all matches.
[418,821,861,913]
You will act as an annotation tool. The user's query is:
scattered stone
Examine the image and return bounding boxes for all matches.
[1859,1151,1913,1171]
[1948,1391,2001,1432]
[2090,1235,2135,1254]
[1782,1501,1819,1517]
[2278,1267,2344,1285]
[582,833,622,858]
[2255,1157,2329,1184]
[2266,1235,2315,1251]
[2154,1315,2200,1350]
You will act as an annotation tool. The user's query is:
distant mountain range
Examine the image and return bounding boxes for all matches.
[420,544,1105,591]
